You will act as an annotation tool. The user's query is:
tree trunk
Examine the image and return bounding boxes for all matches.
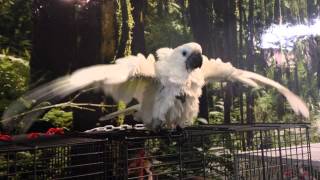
[274,0,281,24]
[260,0,266,24]
[72,0,106,131]
[307,0,320,94]
[294,65,300,94]
[223,0,237,124]
[238,0,244,124]
[116,0,133,58]
[318,50,320,94]
[245,0,255,147]
[246,0,255,125]
[101,0,118,63]
[31,0,76,86]
[31,0,133,131]
[189,0,214,56]
[212,0,225,59]
[156,0,168,18]
[307,0,316,20]
[189,0,215,120]
[273,0,284,120]
[131,0,146,55]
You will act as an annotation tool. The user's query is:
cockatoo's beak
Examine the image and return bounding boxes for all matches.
[186,52,203,71]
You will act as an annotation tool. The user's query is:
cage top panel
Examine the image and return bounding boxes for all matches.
[0,135,105,152]
[0,123,310,152]
[85,123,311,141]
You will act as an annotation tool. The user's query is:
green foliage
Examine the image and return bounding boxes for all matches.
[282,0,307,22]
[254,90,277,122]
[0,0,32,57]
[145,0,192,53]
[0,0,31,116]
[0,54,29,115]
[42,108,73,129]
[117,101,126,125]
[209,97,224,124]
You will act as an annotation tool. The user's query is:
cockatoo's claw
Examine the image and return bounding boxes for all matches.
[176,125,183,132]
[151,119,163,133]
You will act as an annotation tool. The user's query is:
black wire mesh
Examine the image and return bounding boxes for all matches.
[0,123,315,180]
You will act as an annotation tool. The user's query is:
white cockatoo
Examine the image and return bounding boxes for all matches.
[2,42,309,132]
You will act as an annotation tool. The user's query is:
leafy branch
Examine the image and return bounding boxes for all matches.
[1,88,116,123]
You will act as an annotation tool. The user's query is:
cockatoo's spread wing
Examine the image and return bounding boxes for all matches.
[201,56,309,119]
[2,53,157,131]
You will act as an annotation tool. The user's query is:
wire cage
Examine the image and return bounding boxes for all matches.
[0,123,316,180]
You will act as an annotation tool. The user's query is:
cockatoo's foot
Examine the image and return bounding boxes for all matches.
[150,119,163,133]
[176,125,189,140]
[176,125,183,132]
[158,126,188,145]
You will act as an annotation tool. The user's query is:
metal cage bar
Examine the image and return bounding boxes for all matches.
[0,123,315,179]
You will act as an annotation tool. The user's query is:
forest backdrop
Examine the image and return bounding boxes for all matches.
[0,0,320,138]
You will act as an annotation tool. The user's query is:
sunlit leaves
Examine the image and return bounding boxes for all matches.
[0,55,29,114]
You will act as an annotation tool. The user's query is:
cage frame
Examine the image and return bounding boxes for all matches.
[0,123,315,180]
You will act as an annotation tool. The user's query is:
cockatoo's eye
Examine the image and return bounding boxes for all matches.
[182,50,187,57]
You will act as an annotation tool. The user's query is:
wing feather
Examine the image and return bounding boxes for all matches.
[2,54,157,131]
[201,56,309,119]
[231,69,309,118]
[201,56,236,82]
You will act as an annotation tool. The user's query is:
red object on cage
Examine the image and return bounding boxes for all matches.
[27,132,40,139]
[46,128,64,135]
[0,134,12,141]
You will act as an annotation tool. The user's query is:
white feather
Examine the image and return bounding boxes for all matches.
[156,48,173,61]
[2,53,156,131]
[202,56,309,119]
[231,69,309,118]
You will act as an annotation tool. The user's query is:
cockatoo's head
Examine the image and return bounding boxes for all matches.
[156,42,203,72]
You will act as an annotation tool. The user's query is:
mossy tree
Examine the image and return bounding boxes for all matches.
[31,0,134,131]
